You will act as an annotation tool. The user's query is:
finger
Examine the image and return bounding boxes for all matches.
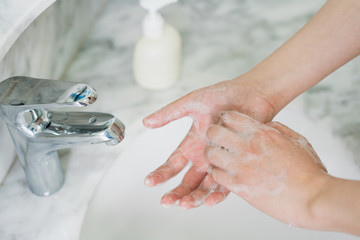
[206,125,243,151]
[204,145,239,172]
[266,121,304,141]
[266,122,314,152]
[161,165,207,208]
[144,150,189,187]
[199,173,230,207]
[144,124,204,186]
[267,121,325,169]
[143,92,196,129]
[209,165,253,199]
[208,165,235,190]
[220,111,262,135]
[179,174,229,209]
[205,186,230,207]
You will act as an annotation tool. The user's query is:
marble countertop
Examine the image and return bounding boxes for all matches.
[0,0,55,62]
[2,0,360,239]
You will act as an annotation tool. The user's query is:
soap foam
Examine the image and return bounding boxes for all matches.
[290,136,327,172]
[226,170,287,199]
[190,182,226,208]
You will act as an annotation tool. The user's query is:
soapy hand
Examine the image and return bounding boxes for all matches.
[206,111,329,228]
[143,78,278,208]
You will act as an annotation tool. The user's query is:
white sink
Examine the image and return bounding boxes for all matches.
[80,100,360,240]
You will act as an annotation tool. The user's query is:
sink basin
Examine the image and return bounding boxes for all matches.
[80,101,360,240]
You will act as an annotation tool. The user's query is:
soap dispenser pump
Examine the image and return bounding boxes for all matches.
[133,0,182,90]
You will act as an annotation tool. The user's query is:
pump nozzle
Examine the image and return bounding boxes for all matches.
[140,0,177,12]
[140,0,178,39]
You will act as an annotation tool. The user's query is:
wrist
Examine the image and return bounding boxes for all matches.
[310,176,360,235]
[234,70,294,116]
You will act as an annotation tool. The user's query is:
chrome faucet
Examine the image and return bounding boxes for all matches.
[0,76,125,196]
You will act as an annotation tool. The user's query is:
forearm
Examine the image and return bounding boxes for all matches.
[243,0,360,113]
[311,176,360,235]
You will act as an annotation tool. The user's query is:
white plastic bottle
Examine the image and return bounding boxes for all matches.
[133,0,182,90]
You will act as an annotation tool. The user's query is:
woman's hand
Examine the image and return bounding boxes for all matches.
[143,0,360,210]
[205,111,330,228]
[143,77,278,209]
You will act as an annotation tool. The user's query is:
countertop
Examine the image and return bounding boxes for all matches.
[2,0,360,239]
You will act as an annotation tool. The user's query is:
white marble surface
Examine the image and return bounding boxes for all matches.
[0,0,55,62]
[1,0,360,239]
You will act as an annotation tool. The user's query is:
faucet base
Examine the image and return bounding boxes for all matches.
[24,150,65,196]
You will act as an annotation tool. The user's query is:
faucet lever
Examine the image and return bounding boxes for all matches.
[0,76,97,123]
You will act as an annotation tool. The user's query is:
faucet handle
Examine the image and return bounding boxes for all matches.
[0,76,97,109]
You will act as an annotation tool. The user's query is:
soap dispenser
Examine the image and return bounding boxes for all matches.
[133,0,182,90]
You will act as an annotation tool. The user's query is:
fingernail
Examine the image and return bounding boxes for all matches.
[145,172,164,186]
[205,200,214,207]
[205,197,220,207]
[143,118,155,128]
[179,202,192,210]
[161,201,175,208]
[144,176,154,186]
[161,194,178,208]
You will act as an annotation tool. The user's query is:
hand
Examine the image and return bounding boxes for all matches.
[143,77,278,209]
[205,111,329,228]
